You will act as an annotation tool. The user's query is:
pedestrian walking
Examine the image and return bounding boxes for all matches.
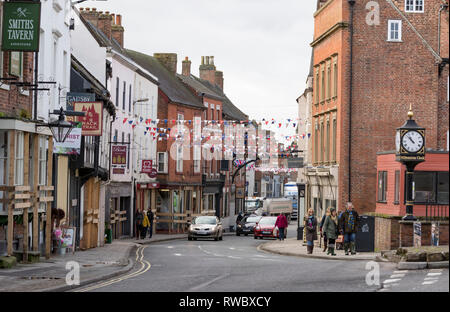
[147,209,154,239]
[135,209,144,240]
[141,210,150,239]
[275,213,288,241]
[340,202,359,255]
[323,208,339,256]
[320,207,331,252]
[304,208,318,254]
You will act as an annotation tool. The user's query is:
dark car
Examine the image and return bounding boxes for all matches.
[253,216,279,239]
[236,216,261,236]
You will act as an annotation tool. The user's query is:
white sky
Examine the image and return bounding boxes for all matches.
[76,0,316,144]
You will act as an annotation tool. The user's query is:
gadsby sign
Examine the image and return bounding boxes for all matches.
[1,1,41,52]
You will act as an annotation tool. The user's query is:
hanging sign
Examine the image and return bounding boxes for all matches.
[1,1,41,52]
[141,160,153,174]
[53,122,82,155]
[74,102,103,136]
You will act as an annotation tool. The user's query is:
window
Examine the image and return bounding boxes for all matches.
[411,171,449,204]
[129,84,132,113]
[321,66,325,102]
[38,136,48,186]
[394,170,400,203]
[14,132,24,186]
[378,171,388,202]
[176,114,184,172]
[114,129,118,142]
[0,131,8,212]
[332,118,337,162]
[333,61,338,97]
[157,152,168,173]
[122,81,126,110]
[115,77,120,107]
[314,123,319,164]
[320,122,324,163]
[326,120,330,163]
[194,116,201,173]
[388,20,402,42]
[315,68,320,104]
[326,64,331,100]
[127,133,130,170]
[405,0,424,12]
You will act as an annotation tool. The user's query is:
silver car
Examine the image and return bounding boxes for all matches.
[188,216,223,241]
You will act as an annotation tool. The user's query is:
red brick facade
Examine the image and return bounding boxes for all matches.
[312,0,449,214]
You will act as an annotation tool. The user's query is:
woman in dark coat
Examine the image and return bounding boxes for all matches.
[323,208,339,256]
[304,208,318,254]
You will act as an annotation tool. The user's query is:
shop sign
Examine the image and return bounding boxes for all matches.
[73,102,103,136]
[141,160,153,174]
[1,1,41,52]
[53,122,82,155]
[236,187,245,199]
[66,92,95,111]
[113,168,125,175]
[112,145,127,166]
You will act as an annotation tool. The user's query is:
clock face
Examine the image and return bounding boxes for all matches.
[402,130,424,153]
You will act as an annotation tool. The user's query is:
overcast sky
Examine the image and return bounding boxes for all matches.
[76,0,316,144]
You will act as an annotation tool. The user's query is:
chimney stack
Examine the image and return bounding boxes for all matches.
[199,55,216,85]
[154,53,178,74]
[215,71,224,90]
[80,7,100,27]
[111,14,124,48]
[182,57,191,76]
[98,11,113,40]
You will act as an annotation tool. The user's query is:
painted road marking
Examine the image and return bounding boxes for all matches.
[73,245,151,292]
[383,278,402,284]
[390,274,406,279]
[174,253,182,256]
[422,281,438,285]
[427,272,442,277]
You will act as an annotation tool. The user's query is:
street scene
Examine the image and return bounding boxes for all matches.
[0,0,448,299]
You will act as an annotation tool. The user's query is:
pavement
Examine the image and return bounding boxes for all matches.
[0,234,187,292]
[258,237,380,261]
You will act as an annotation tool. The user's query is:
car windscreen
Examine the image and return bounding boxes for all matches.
[245,201,259,208]
[246,217,261,223]
[193,217,217,225]
[258,217,276,225]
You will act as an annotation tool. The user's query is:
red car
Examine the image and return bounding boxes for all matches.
[253,216,279,239]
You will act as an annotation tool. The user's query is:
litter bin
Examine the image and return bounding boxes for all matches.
[356,215,375,252]
[297,226,304,240]
[105,228,112,244]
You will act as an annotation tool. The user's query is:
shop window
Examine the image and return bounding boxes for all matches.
[377,171,387,202]
[437,172,449,204]
[411,171,449,204]
[394,170,400,204]
[0,131,8,213]
[14,132,24,186]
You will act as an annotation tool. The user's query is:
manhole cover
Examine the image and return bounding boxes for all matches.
[21,276,62,280]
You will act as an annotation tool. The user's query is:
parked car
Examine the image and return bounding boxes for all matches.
[253,216,278,239]
[236,216,262,236]
[188,216,223,241]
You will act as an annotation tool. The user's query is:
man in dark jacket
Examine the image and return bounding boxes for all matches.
[135,210,144,240]
[147,209,154,239]
[340,202,359,255]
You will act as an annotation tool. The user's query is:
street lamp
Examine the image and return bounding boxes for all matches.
[48,107,75,143]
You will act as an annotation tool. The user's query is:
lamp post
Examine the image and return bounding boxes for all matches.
[395,105,426,221]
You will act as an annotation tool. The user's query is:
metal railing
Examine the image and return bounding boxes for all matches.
[425,203,449,221]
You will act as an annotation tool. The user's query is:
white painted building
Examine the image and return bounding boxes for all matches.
[36,0,72,122]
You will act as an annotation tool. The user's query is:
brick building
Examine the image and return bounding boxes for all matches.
[126,50,206,234]
[310,0,449,216]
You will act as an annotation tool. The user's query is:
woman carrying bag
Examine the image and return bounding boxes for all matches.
[323,208,339,256]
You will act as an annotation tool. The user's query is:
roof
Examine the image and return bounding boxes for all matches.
[126,49,204,109]
[177,74,248,121]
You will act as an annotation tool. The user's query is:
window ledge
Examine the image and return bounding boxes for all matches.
[377,201,388,204]
[393,201,400,205]
[387,40,403,43]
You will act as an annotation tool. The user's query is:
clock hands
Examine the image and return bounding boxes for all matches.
[407,135,416,145]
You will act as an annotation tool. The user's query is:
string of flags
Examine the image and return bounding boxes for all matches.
[117,117,312,142]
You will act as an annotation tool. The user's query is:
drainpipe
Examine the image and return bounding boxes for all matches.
[438,2,448,58]
[347,0,355,204]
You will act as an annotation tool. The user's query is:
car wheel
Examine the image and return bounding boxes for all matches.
[236,232,240,236]
[254,236,257,239]
[219,236,223,241]
[188,237,192,241]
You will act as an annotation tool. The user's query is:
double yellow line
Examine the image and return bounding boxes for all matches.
[73,245,151,292]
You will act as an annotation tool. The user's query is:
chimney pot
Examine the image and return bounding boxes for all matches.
[92,8,97,12]
[182,57,191,76]
[206,56,210,65]
[201,56,205,65]
[210,56,214,65]
[116,14,122,26]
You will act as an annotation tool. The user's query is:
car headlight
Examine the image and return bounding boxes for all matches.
[255,226,261,231]
[237,224,242,228]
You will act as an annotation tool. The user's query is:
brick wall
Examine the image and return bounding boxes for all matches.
[0,52,34,117]
[399,221,449,248]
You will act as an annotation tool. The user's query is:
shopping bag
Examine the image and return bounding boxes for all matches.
[336,235,344,243]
